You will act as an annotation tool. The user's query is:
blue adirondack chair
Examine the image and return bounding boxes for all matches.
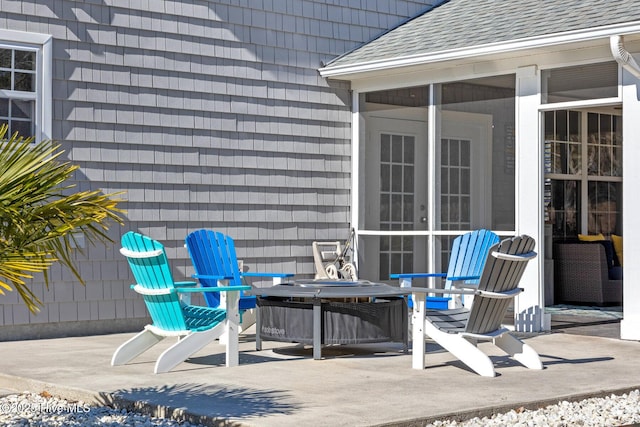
[391,229,500,309]
[185,229,295,331]
[111,231,250,373]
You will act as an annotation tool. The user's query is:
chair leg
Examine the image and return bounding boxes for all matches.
[256,305,262,351]
[239,308,256,333]
[424,322,496,377]
[154,324,225,374]
[494,333,543,370]
[225,291,241,367]
[111,328,164,366]
[220,307,256,344]
[219,291,245,346]
[411,292,426,370]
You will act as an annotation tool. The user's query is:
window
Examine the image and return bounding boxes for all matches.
[0,47,36,137]
[544,109,622,239]
[0,30,52,141]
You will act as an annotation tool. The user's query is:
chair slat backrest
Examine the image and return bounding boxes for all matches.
[185,229,242,308]
[121,231,187,331]
[465,235,536,335]
[445,229,500,289]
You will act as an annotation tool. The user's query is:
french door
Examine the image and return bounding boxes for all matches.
[360,109,492,280]
[436,110,492,270]
[363,111,428,280]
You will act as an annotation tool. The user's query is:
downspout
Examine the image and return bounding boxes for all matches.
[610,35,640,78]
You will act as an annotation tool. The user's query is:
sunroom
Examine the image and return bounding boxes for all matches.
[318,0,640,338]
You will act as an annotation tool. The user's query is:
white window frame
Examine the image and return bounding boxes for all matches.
[0,29,52,141]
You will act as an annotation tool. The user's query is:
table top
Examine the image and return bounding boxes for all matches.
[249,279,410,299]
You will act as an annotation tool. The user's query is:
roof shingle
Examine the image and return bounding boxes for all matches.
[324,0,640,69]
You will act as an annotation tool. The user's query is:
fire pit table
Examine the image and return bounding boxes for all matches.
[250,280,409,359]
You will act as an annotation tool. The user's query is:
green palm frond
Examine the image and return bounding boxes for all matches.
[0,125,126,312]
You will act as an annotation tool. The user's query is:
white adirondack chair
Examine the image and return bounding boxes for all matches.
[408,235,543,377]
[112,231,250,373]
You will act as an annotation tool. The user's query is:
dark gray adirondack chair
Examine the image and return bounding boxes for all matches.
[408,235,542,377]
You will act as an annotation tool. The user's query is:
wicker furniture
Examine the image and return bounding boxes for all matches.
[553,243,622,305]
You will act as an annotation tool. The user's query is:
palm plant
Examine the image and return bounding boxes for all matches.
[0,125,125,313]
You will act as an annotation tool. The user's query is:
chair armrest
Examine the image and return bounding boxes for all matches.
[242,272,295,278]
[175,285,251,293]
[192,274,234,281]
[404,286,522,299]
[390,273,447,279]
[404,286,476,296]
[402,287,524,298]
[175,281,198,287]
[448,275,480,283]
[131,284,251,295]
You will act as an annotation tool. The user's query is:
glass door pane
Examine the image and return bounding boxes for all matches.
[379,133,416,276]
[588,182,621,235]
[549,180,581,239]
[440,137,471,230]
[438,110,492,231]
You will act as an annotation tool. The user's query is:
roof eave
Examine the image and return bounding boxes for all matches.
[319,22,640,79]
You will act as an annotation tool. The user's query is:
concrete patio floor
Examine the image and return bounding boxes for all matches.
[0,314,638,427]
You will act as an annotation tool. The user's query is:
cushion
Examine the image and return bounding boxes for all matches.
[578,233,605,242]
[611,234,623,267]
[609,266,623,281]
[598,240,616,269]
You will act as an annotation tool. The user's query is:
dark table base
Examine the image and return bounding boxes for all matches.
[256,296,408,359]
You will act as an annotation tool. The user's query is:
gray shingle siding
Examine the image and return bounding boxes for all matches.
[325,0,640,69]
[0,0,437,338]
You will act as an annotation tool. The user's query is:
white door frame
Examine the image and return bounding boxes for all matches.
[620,66,640,340]
[514,65,547,332]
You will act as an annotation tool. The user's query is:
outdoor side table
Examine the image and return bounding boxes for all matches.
[250,280,409,360]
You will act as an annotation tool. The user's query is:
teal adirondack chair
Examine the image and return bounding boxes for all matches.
[185,229,294,331]
[111,231,250,373]
[391,229,500,309]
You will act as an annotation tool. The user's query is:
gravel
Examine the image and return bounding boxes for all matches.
[427,389,640,427]
[1,389,640,426]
